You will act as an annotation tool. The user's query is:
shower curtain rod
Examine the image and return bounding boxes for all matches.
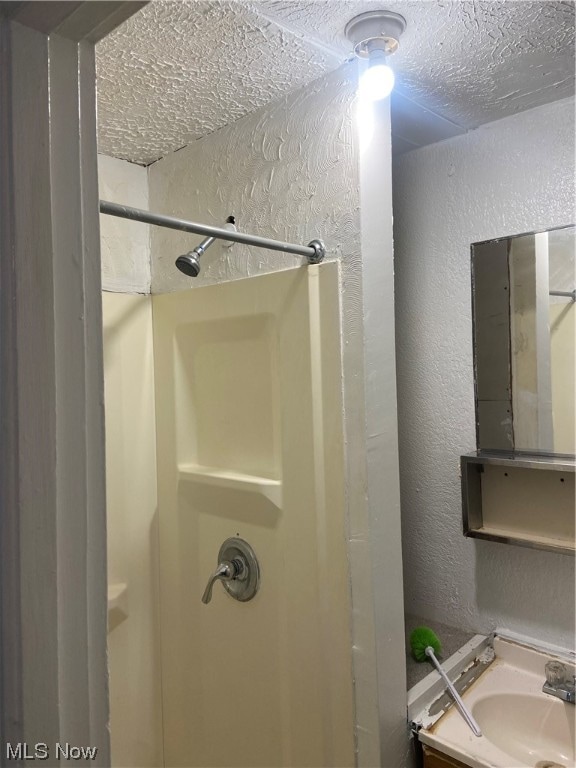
[549,289,576,301]
[99,201,325,264]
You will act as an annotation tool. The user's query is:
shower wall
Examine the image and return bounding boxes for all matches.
[102,293,162,768]
[152,263,355,767]
[99,156,163,767]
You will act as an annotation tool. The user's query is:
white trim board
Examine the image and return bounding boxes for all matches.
[0,4,144,762]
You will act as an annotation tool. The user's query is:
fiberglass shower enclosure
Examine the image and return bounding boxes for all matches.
[104,260,356,766]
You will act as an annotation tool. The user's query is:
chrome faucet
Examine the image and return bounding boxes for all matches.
[543,660,575,704]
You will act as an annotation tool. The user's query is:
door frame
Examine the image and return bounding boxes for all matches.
[0,4,144,763]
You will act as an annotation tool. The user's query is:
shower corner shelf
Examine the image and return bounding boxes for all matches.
[178,464,283,508]
[108,582,128,633]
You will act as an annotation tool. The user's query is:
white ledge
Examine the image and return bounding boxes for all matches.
[178,464,282,508]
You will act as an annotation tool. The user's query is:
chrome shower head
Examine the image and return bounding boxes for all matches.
[175,218,236,277]
[175,235,216,277]
[176,251,201,277]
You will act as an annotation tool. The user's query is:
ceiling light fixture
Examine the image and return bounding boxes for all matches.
[345,10,406,101]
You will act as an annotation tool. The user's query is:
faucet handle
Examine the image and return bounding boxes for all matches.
[545,660,567,686]
[201,538,260,604]
[201,561,235,604]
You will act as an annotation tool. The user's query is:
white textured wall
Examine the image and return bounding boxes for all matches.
[393,96,576,649]
[149,63,407,765]
[148,65,359,291]
[98,154,150,293]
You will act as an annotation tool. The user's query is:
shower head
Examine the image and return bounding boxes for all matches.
[175,217,237,277]
[176,251,201,277]
[175,235,216,277]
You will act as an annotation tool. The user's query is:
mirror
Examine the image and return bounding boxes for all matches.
[471,225,575,456]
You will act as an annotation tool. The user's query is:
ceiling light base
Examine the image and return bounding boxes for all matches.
[345,10,406,58]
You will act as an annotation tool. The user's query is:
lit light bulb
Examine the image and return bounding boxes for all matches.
[359,63,395,101]
[359,49,395,101]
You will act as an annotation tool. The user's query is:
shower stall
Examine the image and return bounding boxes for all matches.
[99,60,407,767]
[102,190,354,765]
[104,256,354,765]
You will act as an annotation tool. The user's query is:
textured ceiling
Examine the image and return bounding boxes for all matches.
[96,1,575,165]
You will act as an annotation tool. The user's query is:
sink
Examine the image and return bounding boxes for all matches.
[418,636,576,768]
[473,692,575,767]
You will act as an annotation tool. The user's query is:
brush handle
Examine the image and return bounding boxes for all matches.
[426,647,482,737]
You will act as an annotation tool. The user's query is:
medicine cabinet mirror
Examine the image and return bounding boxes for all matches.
[471,225,575,456]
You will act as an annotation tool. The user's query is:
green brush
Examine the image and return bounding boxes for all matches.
[410,626,442,662]
[409,626,482,737]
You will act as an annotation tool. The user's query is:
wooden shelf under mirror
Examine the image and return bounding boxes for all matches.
[461,451,575,555]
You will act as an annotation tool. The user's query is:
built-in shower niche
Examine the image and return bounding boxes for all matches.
[173,313,281,494]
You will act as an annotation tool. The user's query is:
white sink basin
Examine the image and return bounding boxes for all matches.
[419,637,576,768]
[472,692,575,767]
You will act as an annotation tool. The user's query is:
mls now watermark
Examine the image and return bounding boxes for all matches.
[6,743,98,761]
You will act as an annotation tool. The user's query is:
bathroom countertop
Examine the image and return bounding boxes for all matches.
[405,614,477,690]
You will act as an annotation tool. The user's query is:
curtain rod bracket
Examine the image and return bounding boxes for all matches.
[306,239,326,264]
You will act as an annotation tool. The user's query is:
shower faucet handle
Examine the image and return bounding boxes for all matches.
[201,537,260,604]
[201,560,238,604]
